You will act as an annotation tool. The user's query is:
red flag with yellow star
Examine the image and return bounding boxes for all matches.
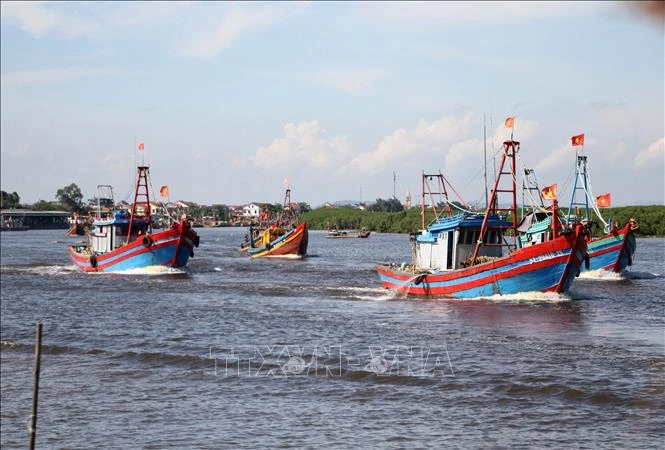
[596,193,611,207]
[541,183,557,200]
[571,134,585,146]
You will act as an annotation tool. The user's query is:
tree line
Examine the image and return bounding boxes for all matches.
[2,187,664,236]
[301,202,665,237]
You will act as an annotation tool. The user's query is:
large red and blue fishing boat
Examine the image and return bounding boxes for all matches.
[68,165,199,272]
[517,135,637,274]
[376,140,588,298]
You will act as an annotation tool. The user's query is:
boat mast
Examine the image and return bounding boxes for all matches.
[567,154,591,224]
[483,114,488,209]
[126,166,152,240]
[282,187,292,226]
[521,168,544,217]
[470,140,519,265]
[420,171,426,230]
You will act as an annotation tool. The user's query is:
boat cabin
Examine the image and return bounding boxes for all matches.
[89,210,150,253]
[516,211,553,248]
[413,212,511,270]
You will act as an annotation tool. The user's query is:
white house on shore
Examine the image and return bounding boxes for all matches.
[242,203,261,219]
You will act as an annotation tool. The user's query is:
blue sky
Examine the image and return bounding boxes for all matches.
[1,1,663,208]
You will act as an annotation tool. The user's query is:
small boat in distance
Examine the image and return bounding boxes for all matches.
[243,185,308,258]
[68,165,199,272]
[326,227,371,238]
[376,139,588,299]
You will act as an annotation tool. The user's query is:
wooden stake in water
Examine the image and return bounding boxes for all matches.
[28,320,42,450]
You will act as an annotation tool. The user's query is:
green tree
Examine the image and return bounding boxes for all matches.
[56,183,84,212]
[368,197,404,212]
[298,202,312,214]
[0,191,21,208]
[31,200,60,211]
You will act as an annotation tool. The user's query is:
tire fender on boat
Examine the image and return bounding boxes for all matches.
[142,236,153,247]
[584,253,590,270]
[189,248,194,258]
[90,254,97,269]
[193,235,200,248]
[265,242,272,250]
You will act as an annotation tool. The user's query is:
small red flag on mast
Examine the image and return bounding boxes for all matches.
[571,134,585,146]
[138,142,145,151]
[159,185,169,197]
[504,117,515,128]
[596,193,611,207]
[541,183,557,200]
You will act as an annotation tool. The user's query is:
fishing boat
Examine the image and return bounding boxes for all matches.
[517,138,637,273]
[326,227,371,238]
[68,166,199,272]
[376,140,588,298]
[244,186,308,258]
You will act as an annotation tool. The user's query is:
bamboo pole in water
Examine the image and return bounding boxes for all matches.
[28,320,42,450]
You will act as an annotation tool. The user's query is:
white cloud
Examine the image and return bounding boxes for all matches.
[304,68,389,95]
[179,2,308,60]
[634,137,665,168]
[249,120,352,172]
[340,113,477,176]
[0,1,98,38]
[1,67,124,86]
[534,142,571,173]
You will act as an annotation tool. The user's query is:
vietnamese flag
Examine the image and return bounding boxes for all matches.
[159,185,169,197]
[541,183,557,200]
[138,142,145,151]
[596,193,611,207]
[571,134,585,146]
[504,116,515,128]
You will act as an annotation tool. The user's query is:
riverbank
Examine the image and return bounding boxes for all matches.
[300,205,665,237]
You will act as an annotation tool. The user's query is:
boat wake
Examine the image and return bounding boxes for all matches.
[106,266,188,276]
[471,291,573,304]
[622,270,661,280]
[326,286,394,301]
[261,254,305,260]
[0,264,77,275]
[578,269,625,281]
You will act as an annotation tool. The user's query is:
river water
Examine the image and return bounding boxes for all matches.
[1,228,664,448]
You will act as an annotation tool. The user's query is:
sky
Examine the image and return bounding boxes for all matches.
[1,1,663,209]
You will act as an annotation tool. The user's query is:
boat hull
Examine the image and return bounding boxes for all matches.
[584,223,636,273]
[247,222,308,258]
[68,221,198,272]
[377,227,587,299]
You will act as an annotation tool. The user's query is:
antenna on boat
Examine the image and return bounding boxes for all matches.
[393,171,397,200]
